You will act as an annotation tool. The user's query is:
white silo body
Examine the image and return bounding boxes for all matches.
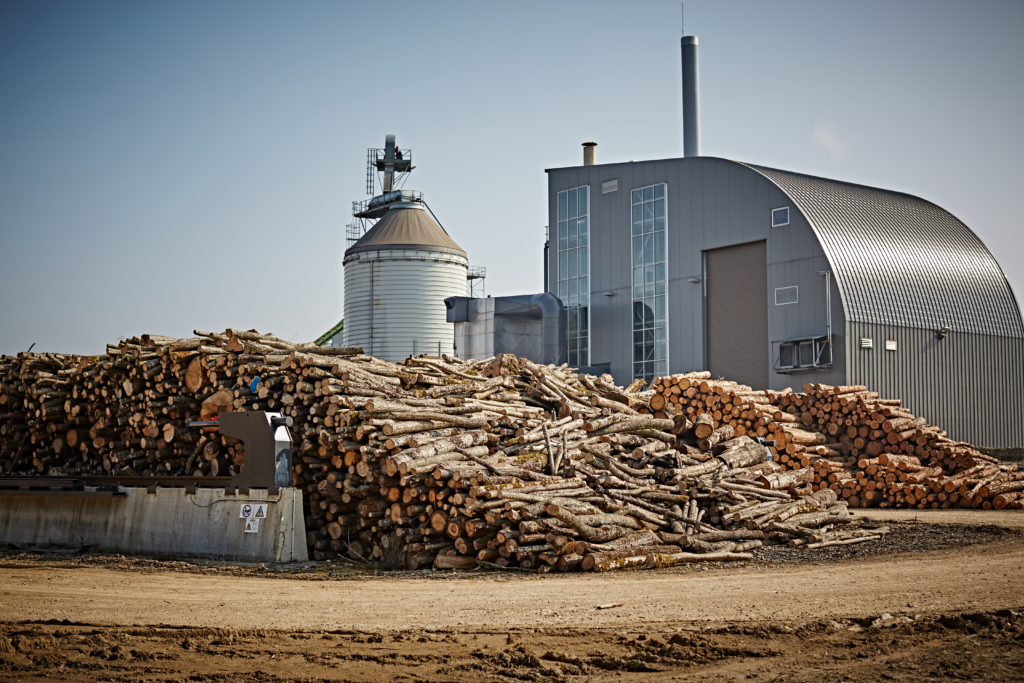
[343,198,468,362]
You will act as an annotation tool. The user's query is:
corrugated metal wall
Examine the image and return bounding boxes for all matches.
[847,321,1024,447]
[343,251,468,363]
[706,241,769,389]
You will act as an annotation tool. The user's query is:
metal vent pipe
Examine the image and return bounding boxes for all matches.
[582,142,597,166]
[681,36,700,157]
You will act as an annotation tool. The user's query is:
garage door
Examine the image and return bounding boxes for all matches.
[706,240,769,389]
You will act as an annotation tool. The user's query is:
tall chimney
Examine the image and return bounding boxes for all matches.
[582,141,597,166]
[681,36,700,157]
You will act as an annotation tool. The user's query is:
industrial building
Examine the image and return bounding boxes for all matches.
[543,34,1023,447]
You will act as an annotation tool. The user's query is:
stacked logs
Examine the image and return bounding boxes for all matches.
[651,376,1022,511]
[1,337,888,570]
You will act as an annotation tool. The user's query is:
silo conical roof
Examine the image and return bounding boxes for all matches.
[345,202,466,258]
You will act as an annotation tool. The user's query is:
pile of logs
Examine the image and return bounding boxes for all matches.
[651,376,1023,511]
[0,333,1015,572]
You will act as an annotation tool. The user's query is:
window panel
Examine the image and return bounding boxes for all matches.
[629,183,668,378]
[558,186,589,366]
[578,307,588,333]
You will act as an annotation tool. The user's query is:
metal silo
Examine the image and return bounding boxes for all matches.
[343,193,468,362]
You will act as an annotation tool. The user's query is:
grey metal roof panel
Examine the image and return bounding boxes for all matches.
[742,163,1024,339]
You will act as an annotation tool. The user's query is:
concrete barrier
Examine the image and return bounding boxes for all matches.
[0,486,308,564]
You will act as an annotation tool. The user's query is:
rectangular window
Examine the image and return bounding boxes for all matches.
[557,186,589,366]
[775,286,798,305]
[631,183,668,381]
[772,206,790,227]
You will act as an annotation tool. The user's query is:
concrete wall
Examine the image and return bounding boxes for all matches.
[0,486,308,564]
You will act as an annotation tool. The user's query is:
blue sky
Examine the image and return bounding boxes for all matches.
[1,0,1021,354]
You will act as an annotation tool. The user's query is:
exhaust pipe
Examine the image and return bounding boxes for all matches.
[681,36,700,157]
[582,141,597,166]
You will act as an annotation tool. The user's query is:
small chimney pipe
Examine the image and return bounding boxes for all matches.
[681,36,700,157]
[582,142,597,166]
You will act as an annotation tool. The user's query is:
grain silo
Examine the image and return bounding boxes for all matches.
[342,135,469,362]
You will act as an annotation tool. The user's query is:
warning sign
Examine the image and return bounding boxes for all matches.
[240,503,268,519]
[244,519,260,533]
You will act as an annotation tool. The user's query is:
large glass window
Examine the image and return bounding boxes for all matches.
[557,186,589,366]
[631,183,667,381]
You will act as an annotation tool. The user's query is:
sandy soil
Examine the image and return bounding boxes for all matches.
[1,510,1022,681]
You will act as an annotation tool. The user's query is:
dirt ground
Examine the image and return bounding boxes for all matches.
[1,509,1022,681]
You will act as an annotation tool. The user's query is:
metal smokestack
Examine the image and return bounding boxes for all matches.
[681,35,700,157]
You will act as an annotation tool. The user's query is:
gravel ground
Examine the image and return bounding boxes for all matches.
[1,520,1017,580]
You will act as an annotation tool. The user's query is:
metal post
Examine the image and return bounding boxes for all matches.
[817,270,832,364]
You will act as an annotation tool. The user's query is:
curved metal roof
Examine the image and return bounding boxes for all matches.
[743,164,1024,339]
[345,201,466,259]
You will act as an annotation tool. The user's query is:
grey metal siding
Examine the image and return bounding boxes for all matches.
[847,321,1024,447]
[548,157,852,386]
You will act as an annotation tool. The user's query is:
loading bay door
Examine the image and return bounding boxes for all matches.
[705,240,769,390]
